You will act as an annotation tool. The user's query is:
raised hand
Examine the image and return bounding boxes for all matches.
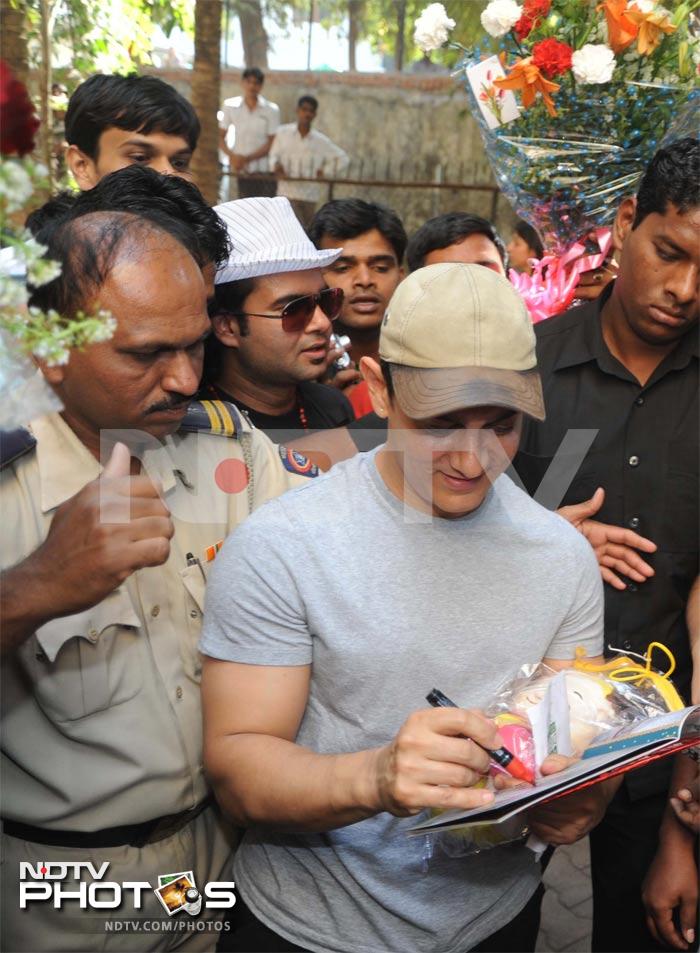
[2,442,174,651]
[557,487,657,590]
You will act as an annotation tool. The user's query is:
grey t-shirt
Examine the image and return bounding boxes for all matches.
[201,448,604,953]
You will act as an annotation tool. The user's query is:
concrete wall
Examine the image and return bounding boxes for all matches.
[156,68,517,240]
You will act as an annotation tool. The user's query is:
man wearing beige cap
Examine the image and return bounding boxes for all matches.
[200,263,619,953]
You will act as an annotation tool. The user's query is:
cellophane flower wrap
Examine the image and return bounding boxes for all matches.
[464,0,699,253]
[415,2,699,315]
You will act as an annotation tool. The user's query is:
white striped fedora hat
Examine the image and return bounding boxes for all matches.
[213,196,342,284]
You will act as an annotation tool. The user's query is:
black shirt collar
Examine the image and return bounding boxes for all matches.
[552,283,699,381]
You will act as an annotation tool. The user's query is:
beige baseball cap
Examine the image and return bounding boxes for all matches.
[379,262,545,421]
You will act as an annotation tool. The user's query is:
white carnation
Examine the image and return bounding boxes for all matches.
[572,44,616,84]
[630,0,670,12]
[480,0,522,38]
[414,3,456,53]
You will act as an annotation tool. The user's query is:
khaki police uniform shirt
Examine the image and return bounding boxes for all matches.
[0,410,311,830]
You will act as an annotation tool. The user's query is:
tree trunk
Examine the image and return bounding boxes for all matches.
[395,0,406,72]
[191,0,222,205]
[0,0,29,86]
[348,0,363,72]
[236,0,268,68]
[38,0,53,186]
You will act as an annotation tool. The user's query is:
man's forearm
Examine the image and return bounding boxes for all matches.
[659,783,696,852]
[244,137,274,162]
[218,128,232,158]
[207,733,383,832]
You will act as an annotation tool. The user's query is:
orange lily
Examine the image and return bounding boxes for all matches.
[493,58,560,117]
[627,5,676,55]
[597,0,638,54]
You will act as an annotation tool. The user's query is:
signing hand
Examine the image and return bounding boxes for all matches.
[372,707,499,817]
[558,487,657,590]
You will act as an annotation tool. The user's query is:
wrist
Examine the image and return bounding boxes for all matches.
[329,748,384,818]
[659,806,696,847]
[1,556,61,649]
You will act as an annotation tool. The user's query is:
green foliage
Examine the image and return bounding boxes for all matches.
[343,0,488,68]
[24,0,192,80]
[231,0,487,69]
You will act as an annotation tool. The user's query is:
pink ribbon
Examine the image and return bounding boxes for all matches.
[509,228,613,323]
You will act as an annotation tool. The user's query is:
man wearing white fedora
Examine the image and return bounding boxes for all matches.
[202,196,354,443]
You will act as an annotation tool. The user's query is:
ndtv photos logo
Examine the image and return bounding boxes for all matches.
[19,862,235,915]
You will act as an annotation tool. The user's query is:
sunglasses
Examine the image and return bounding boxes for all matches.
[225,286,344,333]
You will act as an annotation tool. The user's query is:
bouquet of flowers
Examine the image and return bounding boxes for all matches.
[414,1,699,315]
[0,62,115,429]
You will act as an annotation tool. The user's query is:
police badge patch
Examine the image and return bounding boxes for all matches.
[278,446,319,478]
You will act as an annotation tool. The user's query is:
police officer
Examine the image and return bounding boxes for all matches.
[0,196,316,952]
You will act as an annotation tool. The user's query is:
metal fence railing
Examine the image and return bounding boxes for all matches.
[221,157,501,223]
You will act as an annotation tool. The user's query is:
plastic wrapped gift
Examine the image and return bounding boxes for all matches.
[460,54,700,254]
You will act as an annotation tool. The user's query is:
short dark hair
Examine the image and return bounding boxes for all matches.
[64,73,200,159]
[308,199,408,263]
[242,67,264,84]
[203,277,257,381]
[28,210,202,319]
[209,278,256,333]
[26,166,231,269]
[633,137,700,228]
[298,95,318,111]
[380,359,395,401]
[513,219,544,259]
[406,212,507,273]
[25,192,76,233]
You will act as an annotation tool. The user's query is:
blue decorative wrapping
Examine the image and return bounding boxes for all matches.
[459,51,699,253]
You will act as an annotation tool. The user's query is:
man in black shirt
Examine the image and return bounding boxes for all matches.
[203,196,354,442]
[514,137,699,953]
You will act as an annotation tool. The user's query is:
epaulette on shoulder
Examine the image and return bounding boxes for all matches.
[179,399,245,438]
[0,427,37,471]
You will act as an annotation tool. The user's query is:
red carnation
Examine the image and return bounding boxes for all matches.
[0,60,40,157]
[514,14,534,40]
[514,0,551,40]
[532,38,573,78]
[524,0,551,17]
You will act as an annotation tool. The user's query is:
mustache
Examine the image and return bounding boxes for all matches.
[146,395,191,414]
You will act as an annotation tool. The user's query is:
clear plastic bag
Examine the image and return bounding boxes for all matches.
[458,58,700,253]
[421,643,682,864]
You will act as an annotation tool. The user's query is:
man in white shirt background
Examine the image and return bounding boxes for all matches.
[219,67,280,199]
[270,95,349,227]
